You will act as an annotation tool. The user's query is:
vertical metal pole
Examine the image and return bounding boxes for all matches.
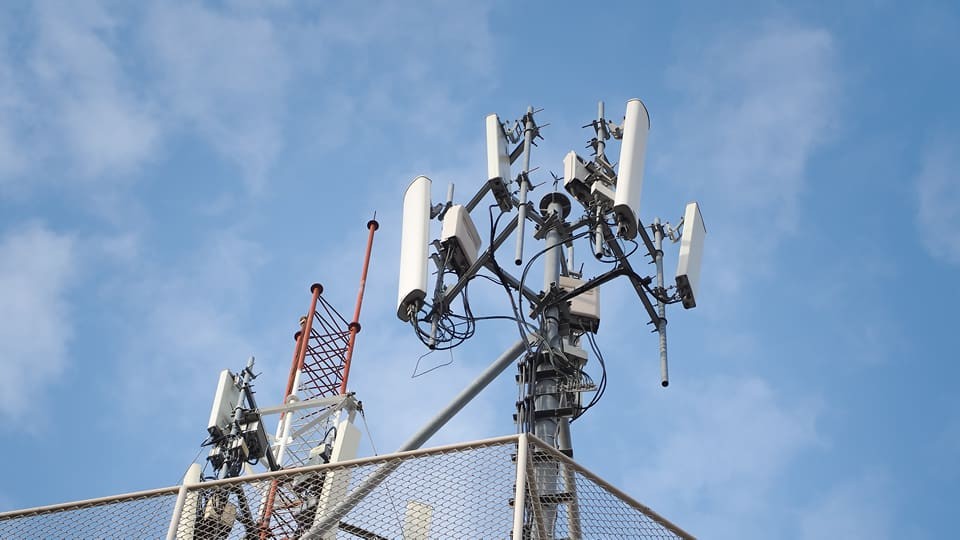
[339,219,379,395]
[564,461,583,540]
[595,101,607,160]
[557,407,578,538]
[165,483,191,540]
[557,422,573,455]
[594,102,608,260]
[536,199,563,447]
[593,207,605,259]
[515,106,535,266]
[511,433,529,540]
[654,218,669,387]
[533,198,565,539]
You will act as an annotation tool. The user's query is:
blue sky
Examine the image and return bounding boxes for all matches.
[1,1,958,538]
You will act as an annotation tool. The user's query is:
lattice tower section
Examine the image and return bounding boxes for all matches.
[263,291,353,538]
[283,295,351,468]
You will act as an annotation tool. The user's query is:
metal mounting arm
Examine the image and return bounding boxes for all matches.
[428,214,540,321]
[600,222,662,326]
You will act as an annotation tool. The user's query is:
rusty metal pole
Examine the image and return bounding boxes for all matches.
[283,319,307,402]
[293,283,323,393]
[339,219,379,395]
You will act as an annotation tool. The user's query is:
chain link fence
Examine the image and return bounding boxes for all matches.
[0,434,692,539]
[0,487,179,539]
[519,441,690,539]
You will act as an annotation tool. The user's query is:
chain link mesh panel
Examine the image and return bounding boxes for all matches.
[0,435,692,539]
[521,437,691,539]
[0,488,179,539]
[277,405,339,469]
[172,438,519,539]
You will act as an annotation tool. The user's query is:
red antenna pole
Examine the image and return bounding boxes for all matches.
[339,218,379,395]
[285,283,322,400]
[282,318,306,403]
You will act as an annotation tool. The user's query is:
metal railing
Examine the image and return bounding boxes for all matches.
[0,434,693,539]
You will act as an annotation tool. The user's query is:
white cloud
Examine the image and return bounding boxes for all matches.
[0,1,159,187]
[661,22,838,296]
[58,95,158,176]
[284,1,497,146]
[799,473,891,540]
[915,140,960,264]
[1,1,497,200]
[144,2,289,191]
[624,375,820,538]
[28,1,159,177]
[0,224,75,425]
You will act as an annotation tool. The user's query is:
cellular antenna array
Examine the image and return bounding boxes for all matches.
[398,99,706,458]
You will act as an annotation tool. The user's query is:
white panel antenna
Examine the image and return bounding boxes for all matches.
[207,369,240,439]
[486,114,511,183]
[559,275,600,332]
[591,182,615,206]
[675,201,706,309]
[398,175,432,321]
[613,98,650,240]
[440,204,482,274]
[563,150,590,205]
